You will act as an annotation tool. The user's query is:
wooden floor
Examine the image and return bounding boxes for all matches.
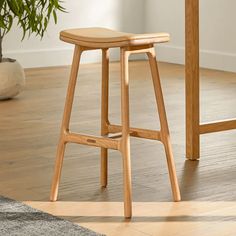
[0,60,236,236]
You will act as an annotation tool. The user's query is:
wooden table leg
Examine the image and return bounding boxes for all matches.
[185,0,200,160]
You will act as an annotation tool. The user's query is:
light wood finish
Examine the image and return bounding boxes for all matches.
[200,119,236,134]
[185,0,200,160]
[101,48,109,188]
[65,133,119,150]
[120,48,132,218]
[50,45,82,201]
[108,124,162,141]
[185,0,236,159]
[25,201,236,236]
[120,47,132,218]
[60,27,170,48]
[1,62,236,236]
[147,48,181,202]
[50,28,180,218]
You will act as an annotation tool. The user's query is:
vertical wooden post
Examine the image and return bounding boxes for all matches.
[120,48,132,218]
[101,48,109,187]
[185,0,200,160]
[50,45,82,201]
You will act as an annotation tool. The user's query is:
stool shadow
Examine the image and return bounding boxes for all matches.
[179,160,200,201]
[62,215,236,223]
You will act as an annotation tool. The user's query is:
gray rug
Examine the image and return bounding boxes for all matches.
[0,196,105,236]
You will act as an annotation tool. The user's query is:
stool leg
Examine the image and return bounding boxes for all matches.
[101,48,109,188]
[120,48,132,218]
[50,45,83,201]
[147,47,181,202]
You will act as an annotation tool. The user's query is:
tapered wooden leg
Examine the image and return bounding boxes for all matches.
[120,48,132,218]
[50,45,83,201]
[147,47,181,202]
[50,139,66,201]
[101,48,109,188]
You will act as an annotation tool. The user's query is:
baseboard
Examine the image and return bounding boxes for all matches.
[156,44,236,73]
[6,45,235,72]
[5,48,73,68]
[4,47,145,69]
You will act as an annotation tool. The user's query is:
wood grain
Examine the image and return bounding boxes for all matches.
[200,119,236,134]
[101,48,109,188]
[0,61,236,235]
[51,27,180,218]
[50,45,82,201]
[147,47,181,202]
[185,0,200,160]
[60,27,170,48]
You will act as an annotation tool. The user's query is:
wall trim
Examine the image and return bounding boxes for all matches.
[5,47,145,69]
[156,45,236,73]
[6,45,235,72]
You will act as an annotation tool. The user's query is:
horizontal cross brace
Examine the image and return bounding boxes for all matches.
[108,124,162,141]
[64,132,119,150]
[200,118,236,134]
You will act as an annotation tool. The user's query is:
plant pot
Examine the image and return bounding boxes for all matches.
[0,60,25,100]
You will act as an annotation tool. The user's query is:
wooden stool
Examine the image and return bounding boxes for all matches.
[50,27,181,218]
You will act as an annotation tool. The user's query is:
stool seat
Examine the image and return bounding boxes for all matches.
[60,27,170,48]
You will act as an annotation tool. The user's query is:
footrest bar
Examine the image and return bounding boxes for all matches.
[108,124,162,141]
[64,132,119,150]
[200,118,236,134]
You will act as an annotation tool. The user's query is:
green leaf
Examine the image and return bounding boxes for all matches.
[53,9,57,23]
[0,0,5,9]
[0,18,6,28]
[0,0,66,39]
[6,0,18,15]
[6,15,13,33]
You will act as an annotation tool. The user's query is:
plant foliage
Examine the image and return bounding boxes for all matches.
[0,0,65,62]
[0,0,65,38]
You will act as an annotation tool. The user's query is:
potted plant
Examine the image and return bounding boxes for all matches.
[0,0,65,100]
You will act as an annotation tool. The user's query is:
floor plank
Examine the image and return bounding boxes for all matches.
[0,61,236,235]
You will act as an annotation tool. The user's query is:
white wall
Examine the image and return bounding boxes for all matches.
[3,0,145,68]
[4,0,236,72]
[146,0,236,72]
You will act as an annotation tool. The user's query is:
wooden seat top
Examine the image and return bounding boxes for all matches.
[60,27,170,48]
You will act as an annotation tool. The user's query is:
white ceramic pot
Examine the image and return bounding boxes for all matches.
[0,60,25,100]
